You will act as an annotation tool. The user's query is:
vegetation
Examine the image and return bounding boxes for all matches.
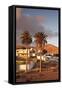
[19,31,48,72]
[20,31,32,45]
[34,32,47,72]
[20,31,32,72]
[42,49,47,55]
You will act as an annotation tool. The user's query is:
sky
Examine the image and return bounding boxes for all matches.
[16,7,59,47]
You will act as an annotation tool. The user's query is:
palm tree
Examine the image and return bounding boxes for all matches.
[34,32,47,72]
[20,31,32,72]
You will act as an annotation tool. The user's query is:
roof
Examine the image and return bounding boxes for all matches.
[16,45,35,49]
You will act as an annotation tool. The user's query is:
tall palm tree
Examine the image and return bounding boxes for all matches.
[20,31,32,72]
[42,39,47,51]
[34,32,47,72]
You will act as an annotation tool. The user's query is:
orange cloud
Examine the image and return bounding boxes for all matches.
[16,8,22,20]
[35,16,45,23]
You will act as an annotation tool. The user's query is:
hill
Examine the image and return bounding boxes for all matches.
[44,44,59,54]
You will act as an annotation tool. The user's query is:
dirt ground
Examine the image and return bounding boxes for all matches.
[16,65,59,83]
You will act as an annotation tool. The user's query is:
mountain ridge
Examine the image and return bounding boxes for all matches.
[44,44,59,54]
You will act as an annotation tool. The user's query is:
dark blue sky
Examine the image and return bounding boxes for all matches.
[16,8,59,47]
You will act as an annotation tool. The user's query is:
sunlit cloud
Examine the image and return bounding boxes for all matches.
[16,8,58,47]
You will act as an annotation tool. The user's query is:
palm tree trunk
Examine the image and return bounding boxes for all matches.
[40,52,41,72]
[26,48,28,72]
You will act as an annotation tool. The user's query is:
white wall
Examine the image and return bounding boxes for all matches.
[0,0,62,90]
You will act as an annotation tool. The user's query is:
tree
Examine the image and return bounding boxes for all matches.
[34,32,47,72]
[42,49,47,55]
[20,31,32,72]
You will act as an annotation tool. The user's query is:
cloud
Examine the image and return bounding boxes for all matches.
[35,16,45,23]
[16,9,58,45]
[16,15,46,34]
[16,8,22,20]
